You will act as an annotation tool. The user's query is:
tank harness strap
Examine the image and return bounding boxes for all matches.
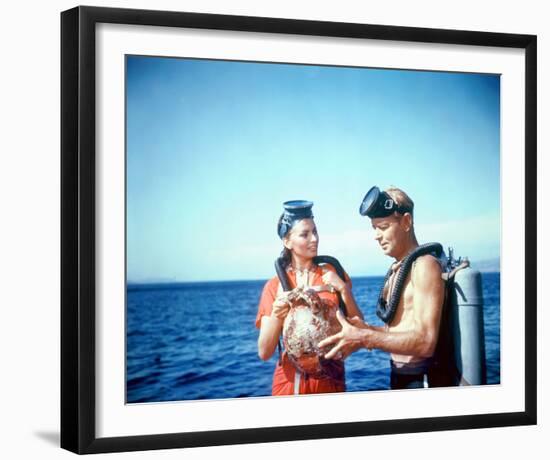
[429,259,471,387]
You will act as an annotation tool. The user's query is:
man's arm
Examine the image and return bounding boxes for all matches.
[321,256,444,359]
[365,256,444,356]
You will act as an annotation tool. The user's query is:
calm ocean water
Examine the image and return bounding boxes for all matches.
[126,273,500,403]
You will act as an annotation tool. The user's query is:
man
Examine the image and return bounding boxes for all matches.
[319,186,446,389]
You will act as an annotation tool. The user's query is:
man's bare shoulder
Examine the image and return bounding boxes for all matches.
[413,254,443,284]
[415,253,442,269]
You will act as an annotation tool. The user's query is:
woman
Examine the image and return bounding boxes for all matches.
[255,200,363,395]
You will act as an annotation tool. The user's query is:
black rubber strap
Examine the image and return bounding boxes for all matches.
[376,242,443,324]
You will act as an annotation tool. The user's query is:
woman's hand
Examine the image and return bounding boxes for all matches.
[321,270,347,293]
[271,292,292,320]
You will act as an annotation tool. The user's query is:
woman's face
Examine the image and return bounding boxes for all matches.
[284,218,319,260]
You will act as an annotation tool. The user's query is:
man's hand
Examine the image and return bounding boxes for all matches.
[319,310,370,360]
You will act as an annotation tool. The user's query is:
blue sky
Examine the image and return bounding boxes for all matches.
[126,56,500,282]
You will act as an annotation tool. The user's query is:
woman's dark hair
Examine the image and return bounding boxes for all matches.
[279,247,292,269]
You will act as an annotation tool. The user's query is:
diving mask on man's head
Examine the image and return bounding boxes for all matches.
[359,186,411,218]
[277,200,314,239]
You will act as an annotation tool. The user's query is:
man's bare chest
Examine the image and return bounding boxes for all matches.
[384,273,415,326]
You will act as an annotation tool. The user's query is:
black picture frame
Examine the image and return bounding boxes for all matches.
[61,5,537,455]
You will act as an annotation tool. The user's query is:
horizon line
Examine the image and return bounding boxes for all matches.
[127,270,501,287]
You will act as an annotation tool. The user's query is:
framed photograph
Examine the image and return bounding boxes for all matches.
[61,6,537,454]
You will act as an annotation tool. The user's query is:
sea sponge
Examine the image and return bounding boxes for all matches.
[282,288,343,379]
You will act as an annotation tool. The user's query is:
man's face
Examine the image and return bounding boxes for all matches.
[370,214,409,258]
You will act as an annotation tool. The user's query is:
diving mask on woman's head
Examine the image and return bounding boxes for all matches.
[277,200,314,239]
[359,186,411,218]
